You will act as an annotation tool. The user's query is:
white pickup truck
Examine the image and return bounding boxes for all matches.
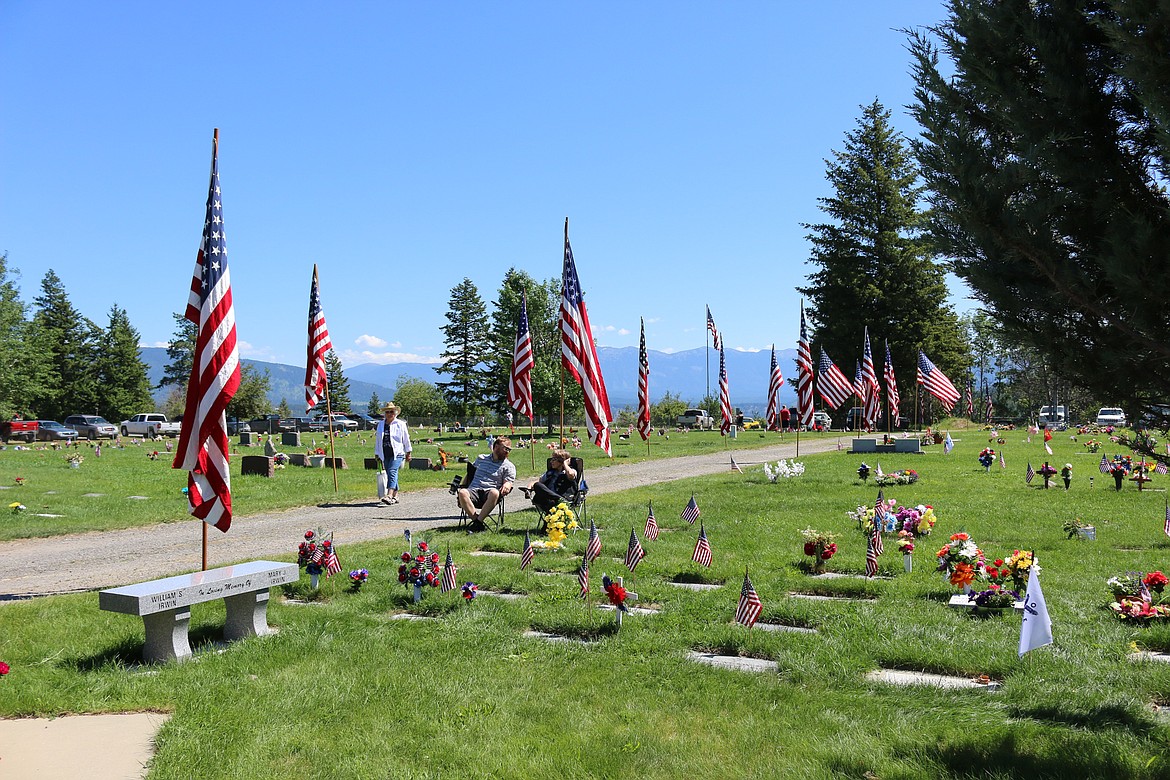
[677,409,716,430]
[120,413,181,438]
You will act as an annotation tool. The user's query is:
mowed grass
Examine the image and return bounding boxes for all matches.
[0,425,800,541]
[2,427,1170,777]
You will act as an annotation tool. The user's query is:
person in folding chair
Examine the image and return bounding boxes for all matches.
[521,448,578,515]
[457,436,516,532]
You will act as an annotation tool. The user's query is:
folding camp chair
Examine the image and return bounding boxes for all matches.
[455,460,506,531]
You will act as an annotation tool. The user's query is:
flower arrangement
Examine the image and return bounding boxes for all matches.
[1063,517,1093,539]
[1084,439,1101,453]
[64,452,84,467]
[763,459,805,481]
[801,528,839,571]
[461,582,478,600]
[147,450,160,461]
[896,531,915,555]
[398,540,442,590]
[1108,571,1170,620]
[1111,599,1170,620]
[848,497,897,533]
[985,550,1035,592]
[857,462,870,482]
[968,585,1020,609]
[13,476,24,486]
[601,574,628,612]
[1131,463,1151,488]
[296,529,329,579]
[895,504,937,537]
[348,569,369,591]
[875,469,918,487]
[0,660,9,676]
[936,533,985,589]
[536,502,577,549]
[9,502,25,514]
[312,447,326,456]
[978,448,996,470]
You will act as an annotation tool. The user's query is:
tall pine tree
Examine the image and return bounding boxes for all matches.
[159,312,197,390]
[0,254,49,419]
[435,277,491,419]
[94,304,153,421]
[31,270,101,420]
[322,349,351,414]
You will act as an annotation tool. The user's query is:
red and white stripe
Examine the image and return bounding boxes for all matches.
[817,349,853,410]
[734,571,762,628]
[884,341,900,427]
[861,328,880,429]
[917,351,961,411]
[507,290,534,420]
[796,303,815,428]
[560,220,613,456]
[718,345,733,436]
[636,318,651,441]
[766,344,783,431]
[304,264,332,413]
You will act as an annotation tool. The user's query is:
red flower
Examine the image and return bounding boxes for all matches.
[410,567,420,578]
[398,573,406,582]
[418,542,429,552]
[803,542,817,557]
[425,573,436,585]
[0,660,8,675]
[416,555,426,563]
[322,540,332,548]
[401,553,411,562]
[1144,571,1168,592]
[430,553,440,563]
[994,559,1004,567]
[304,530,315,540]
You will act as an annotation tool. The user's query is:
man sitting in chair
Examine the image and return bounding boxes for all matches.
[520,448,577,515]
[458,436,516,532]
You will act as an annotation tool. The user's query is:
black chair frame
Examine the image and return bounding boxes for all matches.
[456,460,506,531]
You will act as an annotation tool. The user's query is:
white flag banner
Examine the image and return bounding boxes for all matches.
[1045,443,1054,456]
[944,432,954,454]
[1019,562,1053,657]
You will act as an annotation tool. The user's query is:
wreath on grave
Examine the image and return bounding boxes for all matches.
[875,469,918,487]
[398,541,441,589]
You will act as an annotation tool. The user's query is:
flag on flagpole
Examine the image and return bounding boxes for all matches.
[730,455,743,473]
[681,494,700,525]
[585,518,601,562]
[1026,462,1035,484]
[577,556,589,598]
[985,389,994,424]
[706,305,722,350]
[1099,454,1110,474]
[875,462,884,479]
[520,530,534,570]
[441,547,458,593]
[796,303,815,429]
[964,382,974,418]
[884,341,900,427]
[1045,443,1054,456]
[861,328,880,429]
[999,451,1006,469]
[560,220,613,456]
[304,264,332,413]
[636,317,651,441]
[644,500,659,541]
[173,130,241,533]
[718,345,733,436]
[625,528,646,572]
[323,540,341,577]
[817,349,853,409]
[692,523,712,567]
[916,351,961,411]
[944,432,954,454]
[766,344,783,431]
[507,290,534,421]
[1019,561,1053,656]
[853,360,865,405]
[865,534,879,577]
[734,570,763,628]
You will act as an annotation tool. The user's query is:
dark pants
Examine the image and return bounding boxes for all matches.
[532,483,568,514]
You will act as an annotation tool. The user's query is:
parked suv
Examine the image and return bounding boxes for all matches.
[248,415,296,435]
[1096,407,1127,427]
[64,415,118,439]
[35,420,79,441]
[314,413,358,431]
[287,416,326,433]
[345,412,378,430]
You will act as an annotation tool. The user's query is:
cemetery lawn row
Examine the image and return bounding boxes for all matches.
[1,431,1170,777]
[0,427,798,541]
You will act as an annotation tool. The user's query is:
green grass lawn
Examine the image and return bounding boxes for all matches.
[3,427,1170,777]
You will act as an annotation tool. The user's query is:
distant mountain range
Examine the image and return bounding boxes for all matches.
[142,346,802,416]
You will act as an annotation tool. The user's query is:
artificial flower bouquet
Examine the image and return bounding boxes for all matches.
[896,531,915,555]
[936,532,986,589]
[537,501,577,548]
[763,459,805,481]
[296,529,327,577]
[978,448,996,470]
[602,574,629,612]
[1109,572,1170,620]
[801,528,839,571]
[398,540,442,590]
[895,504,937,537]
[348,569,369,592]
[1084,439,1101,453]
[849,497,897,534]
[875,469,918,487]
[985,550,1035,592]
[857,462,870,482]
[461,582,478,600]
[968,585,1020,610]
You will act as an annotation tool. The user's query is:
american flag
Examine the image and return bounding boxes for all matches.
[1140,579,1152,604]
[1164,501,1170,538]
[560,220,613,456]
[324,542,341,577]
[636,317,651,441]
[681,494,700,525]
[644,500,659,540]
[916,351,961,411]
[861,328,879,429]
[1026,462,1036,484]
[310,545,324,565]
[625,528,646,572]
[766,344,783,431]
[520,530,534,570]
[1000,451,1006,469]
[730,455,743,473]
[865,533,879,577]
[1100,454,1110,474]
[706,305,722,350]
[853,360,865,404]
[585,518,601,562]
[734,571,763,628]
[441,547,458,593]
[507,290,534,421]
[985,389,994,424]
[874,488,887,528]
[817,349,853,409]
[796,303,815,428]
[304,264,332,413]
[692,523,712,567]
[872,515,884,556]
[1156,461,1169,475]
[718,345,733,436]
[578,557,589,598]
[173,130,241,533]
[884,341,900,427]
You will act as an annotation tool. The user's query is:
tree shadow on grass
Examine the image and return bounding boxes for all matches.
[910,730,1152,778]
[1009,702,1160,736]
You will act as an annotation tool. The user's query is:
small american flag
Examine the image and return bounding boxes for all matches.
[872,520,884,556]
[766,344,783,430]
[441,547,457,593]
[734,571,762,628]
[324,542,341,577]
[304,264,332,413]
[874,488,887,527]
[1140,579,1152,604]
[310,545,325,565]
[1100,454,1110,474]
[692,524,712,567]
[865,534,879,577]
[1026,462,1035,484]
[560,220,613,456]
[916,351,961,411]
[636,318,651,441]
[578,556,590,598]
[706,305,722,350]
[1156,461,1169,475]
[796,303,815,428]
[1164,501,1170,537]
[520,530,534,570]
[681,495,700,525]
[730,455,743,473]
[507,290,534,421]
[884,341,900,427]
[585,518,601,562]
[625,528,646,572]
[644,501,659,541]
[718,345,733,436]
[817,349,853,410]
[1000,451,1006,469]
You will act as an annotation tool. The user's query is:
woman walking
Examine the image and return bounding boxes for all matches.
[374,402,412,505]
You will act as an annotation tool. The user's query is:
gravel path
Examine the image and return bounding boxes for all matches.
[0,437,838,599]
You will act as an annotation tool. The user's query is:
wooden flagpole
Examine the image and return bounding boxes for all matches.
[324,383,338,492]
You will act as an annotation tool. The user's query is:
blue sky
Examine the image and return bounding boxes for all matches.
[1,0,966,369]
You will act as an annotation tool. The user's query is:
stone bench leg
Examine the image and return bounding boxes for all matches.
[142,608,192,663]
[224,590,274,641]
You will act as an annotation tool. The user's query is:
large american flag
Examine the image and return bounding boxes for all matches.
[718,345,733,436]
[173,130,241,533]
[681,494,700,525]
[304,265,332,413]
[853,361,865,405]
[817,349,853,410]
[441,547,458,593]
[766,344,783,431]
[520,530,534,570]
[796,303,815,428]
[985,388,994,424]
[560,221,612,455]
[692,523,712,567]
[734,571,762,628]
[917,351,961,411]
[585,518,602,562]
[964,381,974,418]
[636,317,651,441]
[861,328,879,430]
[644,500,659,540]
[507,290,534,421]
[884,341,900,427]
[625,528,646,572]
[706,305,722,350]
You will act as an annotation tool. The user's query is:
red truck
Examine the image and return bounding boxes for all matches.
[1,419,38,443]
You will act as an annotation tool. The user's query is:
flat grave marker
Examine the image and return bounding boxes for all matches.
[686,651,778,674]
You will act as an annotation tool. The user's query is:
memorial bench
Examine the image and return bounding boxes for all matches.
[99,560,298,663]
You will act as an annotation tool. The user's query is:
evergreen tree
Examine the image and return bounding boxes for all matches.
[322,350,351,413]
[277,397,292,418]
[435,277,491,419]
[95,304,154,421]
[909,1,1170,424]
[159,313,197,390]
[31,270,100,420]
[797,100,968,413]
[367,392,381,416]
[226,364,272,420]
[0,254,49,419]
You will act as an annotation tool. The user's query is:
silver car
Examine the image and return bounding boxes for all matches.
[35,420,79,441]
[64,415,118,439]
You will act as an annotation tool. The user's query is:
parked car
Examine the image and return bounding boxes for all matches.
[345,412,378,430]
[226,418,252,435]
[287,416,326,433]
[1038,405,1067,428]
[314,413,358,431]
[0,419,38,443]
[35,420,79,441]
[1095,407,1127,427]
[811,410,832,430]
[740,416,761,431]
[248,415,296,435]
[64,415,118,439]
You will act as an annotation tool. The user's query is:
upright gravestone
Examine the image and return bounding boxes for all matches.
[282,432,301,448]
[239,431,255,446]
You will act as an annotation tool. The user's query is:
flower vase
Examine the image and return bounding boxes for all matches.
[903,554,913,573]
[310,572,319,589]
[413,583,423,603]
[69,460,80,470]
